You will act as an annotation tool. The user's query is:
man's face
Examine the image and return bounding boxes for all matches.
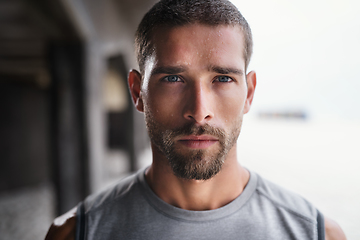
[137,24,254,180]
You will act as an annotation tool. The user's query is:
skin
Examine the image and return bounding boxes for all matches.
[45,207,76,240]
[45,24,346,239]
[134,24,254,210]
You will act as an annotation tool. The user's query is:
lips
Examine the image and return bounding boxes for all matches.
[177,135,218,149]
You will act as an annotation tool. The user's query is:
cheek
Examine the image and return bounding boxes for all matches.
[214,88,247,121]
[144,87,183,127]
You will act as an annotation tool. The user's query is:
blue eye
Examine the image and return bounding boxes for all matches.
[217,76,232,82]
[164,75,180,82]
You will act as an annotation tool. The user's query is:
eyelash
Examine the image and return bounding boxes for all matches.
[162,75,234,83]
[163,75,182,83]
[215,76,234,83]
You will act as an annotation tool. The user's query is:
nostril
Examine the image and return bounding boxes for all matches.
[183,99,214,123]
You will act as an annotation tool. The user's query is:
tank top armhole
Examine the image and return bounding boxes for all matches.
[316,209,325,240]
[76,201,85,240]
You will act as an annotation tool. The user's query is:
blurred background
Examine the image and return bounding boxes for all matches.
[0,0,358,239]
[234,1,360,239]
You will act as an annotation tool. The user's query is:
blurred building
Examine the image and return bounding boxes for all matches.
[0,0,157,239]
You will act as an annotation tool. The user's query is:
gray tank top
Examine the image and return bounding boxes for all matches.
[76,168,324,240]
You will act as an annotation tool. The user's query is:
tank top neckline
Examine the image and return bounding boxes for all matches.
[137,168,258,222]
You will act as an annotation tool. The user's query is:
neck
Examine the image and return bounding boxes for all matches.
[145,145,250,211]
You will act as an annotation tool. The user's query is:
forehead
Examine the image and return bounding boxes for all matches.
[149,24,246,71]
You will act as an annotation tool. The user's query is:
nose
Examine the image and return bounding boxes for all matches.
[183,82,214,123]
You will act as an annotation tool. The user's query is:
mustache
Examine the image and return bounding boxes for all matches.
[168,122,226,139]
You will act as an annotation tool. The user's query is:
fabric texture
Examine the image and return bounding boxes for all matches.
[81,168,322,240]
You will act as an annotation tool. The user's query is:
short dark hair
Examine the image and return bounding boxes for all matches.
[135,0,253,76]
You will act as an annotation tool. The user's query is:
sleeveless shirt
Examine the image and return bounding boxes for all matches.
[78,168,324,240]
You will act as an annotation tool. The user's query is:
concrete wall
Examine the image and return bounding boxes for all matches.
[62,0,158,193]
[0,0,159,238]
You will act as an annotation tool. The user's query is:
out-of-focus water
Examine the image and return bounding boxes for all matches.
[238,118,360,239]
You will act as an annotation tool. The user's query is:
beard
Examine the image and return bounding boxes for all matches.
[145,109,242,180]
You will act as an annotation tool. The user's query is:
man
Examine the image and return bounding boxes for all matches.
[46,0,346,239]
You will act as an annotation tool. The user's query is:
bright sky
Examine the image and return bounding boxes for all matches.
[231,0,360,122]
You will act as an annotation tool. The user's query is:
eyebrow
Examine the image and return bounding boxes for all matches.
[150,66,187,76]
[150,65,244,77]
[209,66,244,76]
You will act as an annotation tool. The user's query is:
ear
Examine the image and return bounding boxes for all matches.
[128,69,144,112]
[243,71,257,114]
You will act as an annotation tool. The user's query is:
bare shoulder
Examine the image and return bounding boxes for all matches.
[45,207,77,240]
[325,216,347,240]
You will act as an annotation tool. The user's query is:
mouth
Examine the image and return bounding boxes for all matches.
[177,135,218,149]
